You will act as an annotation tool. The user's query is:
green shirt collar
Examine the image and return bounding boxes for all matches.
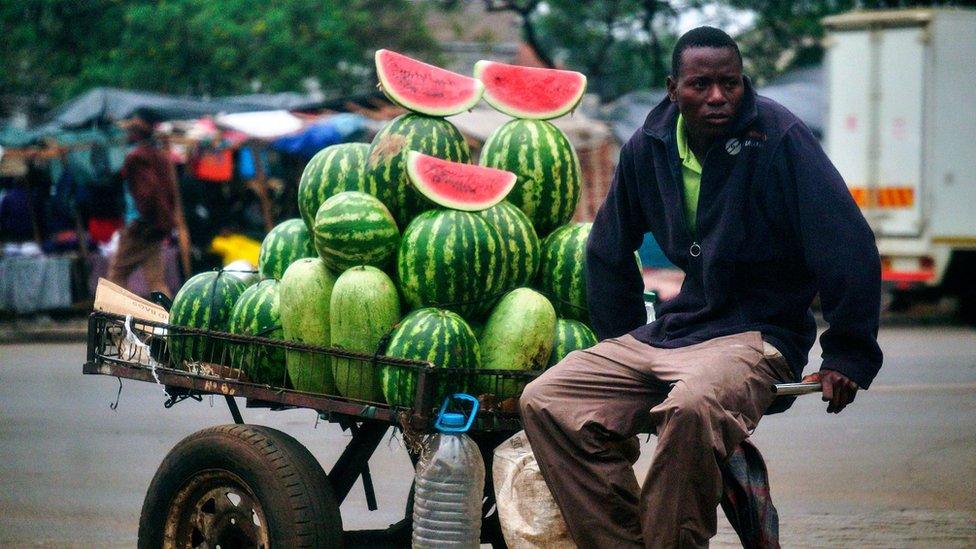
[675,113,702,175]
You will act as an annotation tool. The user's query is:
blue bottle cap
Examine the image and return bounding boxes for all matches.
[438,412,466,429]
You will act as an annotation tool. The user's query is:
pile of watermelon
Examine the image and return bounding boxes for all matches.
[165,50,631,408]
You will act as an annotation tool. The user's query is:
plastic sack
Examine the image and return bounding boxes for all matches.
[492,431,576,549]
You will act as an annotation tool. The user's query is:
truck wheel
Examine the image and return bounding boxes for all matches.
[138,424,342,549]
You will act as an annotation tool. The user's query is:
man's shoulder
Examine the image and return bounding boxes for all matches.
[753,95,805,141]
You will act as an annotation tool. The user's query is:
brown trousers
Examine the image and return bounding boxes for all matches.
[107,222,170,296]
[519,331,792,548]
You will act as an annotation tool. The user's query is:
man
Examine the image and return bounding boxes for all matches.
[520,27,882,548]
[108,115,177,297]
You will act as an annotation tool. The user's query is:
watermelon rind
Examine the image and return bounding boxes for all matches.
[546,318,598,368]
[376,49,485,117]
[405,151,516,212]
[258,218,317,280]
[474,60,587,120]
[329,265,401,402]
[297,143,382,231]
[312,191,400,273]
[228,279,288,386]
[380,307,480,408]
[367,113,471,228]
[477,287,556,398]
[537,223,592,322]
[169,270,249,368]
[280,258,337,395]
[396,209,507,320]
[479,119,582,238]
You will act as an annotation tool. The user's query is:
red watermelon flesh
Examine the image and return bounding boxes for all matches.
[406,151,516,211]
[376,49,485,117]
[474,60,587,120]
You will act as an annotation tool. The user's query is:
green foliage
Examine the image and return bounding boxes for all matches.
[1,0,437,104]
[722,0,970,83]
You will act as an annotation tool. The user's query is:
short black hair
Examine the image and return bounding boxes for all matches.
[671,26,742,78]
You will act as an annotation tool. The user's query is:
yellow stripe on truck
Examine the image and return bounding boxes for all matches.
[848,186,915,208]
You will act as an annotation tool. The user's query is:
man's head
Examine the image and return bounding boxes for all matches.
[666,26,745,144]
[124,115,154,144]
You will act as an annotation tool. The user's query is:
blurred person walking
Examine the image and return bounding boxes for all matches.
[107,115,177,297]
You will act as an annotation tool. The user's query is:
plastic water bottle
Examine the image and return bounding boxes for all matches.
[412,394,485,548]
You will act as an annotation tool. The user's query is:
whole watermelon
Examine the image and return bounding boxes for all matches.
[330,265,400,402]
[546,319,598,368]
[397,209,506,320]
[380,308,480,408]
[367,113,470,227]
[537,223,592,322]
[477,200,540,291]
[312,191,400,273]
[280,258,337,395]
[258,219,317,280]
[228,279,288,386]
[298,143,390,231]
[168,271,248,368]
[477,288,556,398]
[479,119,581,238]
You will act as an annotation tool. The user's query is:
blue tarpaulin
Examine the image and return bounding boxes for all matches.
[270,114,365,158]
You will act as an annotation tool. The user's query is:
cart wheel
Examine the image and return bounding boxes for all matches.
[138,424,342,549]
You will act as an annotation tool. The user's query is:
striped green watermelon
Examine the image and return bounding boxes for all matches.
[380,308,480,408]
[258,219,317,280]
[546,319,597,368]
[397,209,506,320]
[367,113,470,227]
[537,223,592,322]
[477,288,556,398]
[280,258,337,395]
[228,279,288,386]
[312,191,400,272]
[477,200,540,291]
[330,266,401,402]
[168,271,248,368]
[297,143,382,231]
[479,119,581,237]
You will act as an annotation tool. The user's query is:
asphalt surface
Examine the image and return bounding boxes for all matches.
[1,325,974,547]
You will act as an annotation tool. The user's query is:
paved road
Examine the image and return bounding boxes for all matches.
[1,325,974,547]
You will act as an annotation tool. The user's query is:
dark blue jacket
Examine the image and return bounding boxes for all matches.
[586,81,883,396]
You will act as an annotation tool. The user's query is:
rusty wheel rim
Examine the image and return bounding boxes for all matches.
[164,470,270,549]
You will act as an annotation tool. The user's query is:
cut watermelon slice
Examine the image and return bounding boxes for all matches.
[376,49,485,117]
[406,151,516,212]
[474,60,587,120]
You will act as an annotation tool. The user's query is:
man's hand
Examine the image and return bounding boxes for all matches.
[801,370,859,414]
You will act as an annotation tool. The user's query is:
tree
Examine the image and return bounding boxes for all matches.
[721,0,976,83]
[0,0,438,108]
[439,0,684,102]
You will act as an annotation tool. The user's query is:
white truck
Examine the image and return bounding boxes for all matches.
[822,8,976,321]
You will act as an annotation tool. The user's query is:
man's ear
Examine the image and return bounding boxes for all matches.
[666,75,677,102]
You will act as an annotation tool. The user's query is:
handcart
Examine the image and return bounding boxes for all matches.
[83,311,821,548]
[83,311,535,548]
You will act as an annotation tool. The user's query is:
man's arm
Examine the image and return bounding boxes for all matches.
[782,122,883,410]
[585,141,648,340]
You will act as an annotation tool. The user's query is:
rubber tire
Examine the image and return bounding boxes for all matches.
[138,424,342,548]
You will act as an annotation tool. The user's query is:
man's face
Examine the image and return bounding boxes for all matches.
[666,46,744,142]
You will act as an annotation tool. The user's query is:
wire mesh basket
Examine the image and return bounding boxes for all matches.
[86,311,537,431]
